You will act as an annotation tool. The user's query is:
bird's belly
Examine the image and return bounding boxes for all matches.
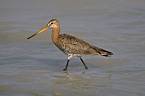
[58,47,96,57]
[63,50,95,57]
[59,48,81,57]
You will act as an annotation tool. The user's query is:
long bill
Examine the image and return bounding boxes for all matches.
[27,26,49,39]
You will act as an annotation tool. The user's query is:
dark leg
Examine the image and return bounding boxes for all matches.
[63,59,70,71]
[80,57,88,69]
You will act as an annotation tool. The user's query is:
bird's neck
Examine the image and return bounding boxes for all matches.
[52,26,60,44]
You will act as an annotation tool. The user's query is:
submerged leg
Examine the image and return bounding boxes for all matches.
[79,57,88,69]
[63,54,73,71]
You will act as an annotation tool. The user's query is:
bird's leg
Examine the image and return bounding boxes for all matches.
[63,59,70,71]
[79,57,88,69]
[63,54,73,71]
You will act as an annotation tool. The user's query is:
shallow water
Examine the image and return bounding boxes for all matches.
[0,0,145,96]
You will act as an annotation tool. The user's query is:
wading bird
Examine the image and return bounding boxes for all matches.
[27,19,113,71]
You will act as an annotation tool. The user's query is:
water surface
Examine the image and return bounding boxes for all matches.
[0,0,145,96]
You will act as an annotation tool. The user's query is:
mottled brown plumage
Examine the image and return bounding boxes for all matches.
[27,19,113,71]
[56,34,113,56]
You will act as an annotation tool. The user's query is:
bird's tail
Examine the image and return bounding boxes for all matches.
[99,48,114,57]
[91,46,114,57]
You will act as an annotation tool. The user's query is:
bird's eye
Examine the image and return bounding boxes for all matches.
[51,22,53,24]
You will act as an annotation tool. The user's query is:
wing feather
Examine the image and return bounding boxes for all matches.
[56,34,113,57]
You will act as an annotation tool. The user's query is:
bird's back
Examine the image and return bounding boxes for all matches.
[55,34,113,57]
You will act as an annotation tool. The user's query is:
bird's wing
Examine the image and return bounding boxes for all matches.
[57,34,100,55]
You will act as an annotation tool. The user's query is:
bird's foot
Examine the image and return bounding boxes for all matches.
[63,68,67,71]
[85,66,88,70]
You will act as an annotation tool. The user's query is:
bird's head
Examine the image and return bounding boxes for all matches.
[47,19,59,29]
[27,19,59,39]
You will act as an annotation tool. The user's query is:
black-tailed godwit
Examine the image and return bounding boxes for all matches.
[27,19,113,71]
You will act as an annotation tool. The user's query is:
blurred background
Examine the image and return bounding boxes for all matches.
[0,0,145,96]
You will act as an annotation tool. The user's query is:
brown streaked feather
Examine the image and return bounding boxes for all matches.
[91,45,113,57]
[54,34,113,57]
